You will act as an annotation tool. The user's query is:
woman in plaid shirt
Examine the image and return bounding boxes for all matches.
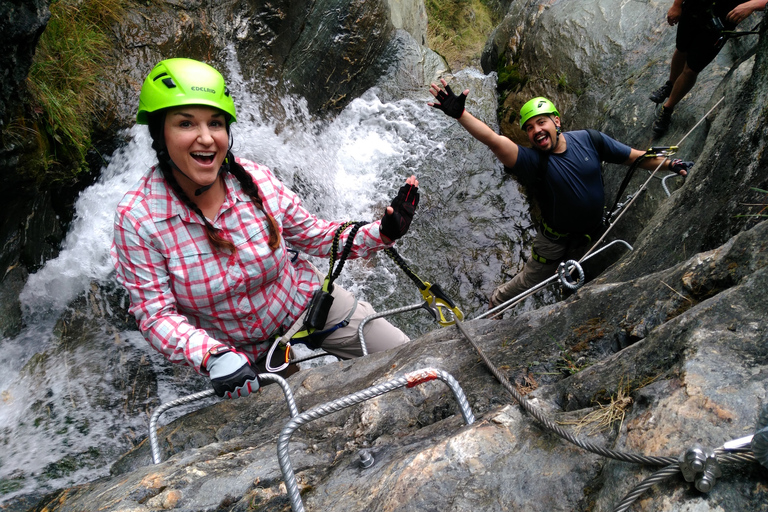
[112,59,417,399]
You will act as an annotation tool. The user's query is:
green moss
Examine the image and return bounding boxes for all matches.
[0,478,24,496]
[25,0,124,184]
[497,62,526,92]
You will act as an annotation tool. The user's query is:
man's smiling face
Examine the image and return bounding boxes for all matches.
[524,114,561,152]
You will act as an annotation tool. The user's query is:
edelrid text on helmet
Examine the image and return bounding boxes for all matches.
[519,97,560,129]
[136,58,237,125]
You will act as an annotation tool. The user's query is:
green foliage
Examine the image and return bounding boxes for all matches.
[26,0,124,182]
[497,62,526,92]
[426,0,500,69]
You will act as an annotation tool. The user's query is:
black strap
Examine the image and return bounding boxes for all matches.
[326,221,367,290]
[606,155,645,224]
[384,247,428,291]
[586,129,605,160]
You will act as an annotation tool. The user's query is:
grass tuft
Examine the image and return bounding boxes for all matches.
[25,0,124,182]
[559,381,633,436]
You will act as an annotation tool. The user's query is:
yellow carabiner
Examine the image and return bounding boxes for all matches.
[644,145,678,158]
[419,282,465,327]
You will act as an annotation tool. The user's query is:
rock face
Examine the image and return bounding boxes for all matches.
[6,0,768,511]
[28,221,768,511]
[106,0,428,125]
[0,0,49,123]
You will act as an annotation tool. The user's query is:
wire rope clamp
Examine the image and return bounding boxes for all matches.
[557,260,585,290]
[678,444,721,492]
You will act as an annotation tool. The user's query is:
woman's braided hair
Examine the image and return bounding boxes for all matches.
[146,111,281,253]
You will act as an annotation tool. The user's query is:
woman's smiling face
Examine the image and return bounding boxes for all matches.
[164,105,229,189]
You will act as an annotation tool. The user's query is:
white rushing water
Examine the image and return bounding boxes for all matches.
[2,59,507,503]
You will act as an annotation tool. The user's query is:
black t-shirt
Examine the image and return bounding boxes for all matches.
[508,130,631,234]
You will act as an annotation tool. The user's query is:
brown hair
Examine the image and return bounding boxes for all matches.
[146,111,281,253]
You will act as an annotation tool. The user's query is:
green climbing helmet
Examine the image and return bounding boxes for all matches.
[519,97,560,129]
[136,58,237,125]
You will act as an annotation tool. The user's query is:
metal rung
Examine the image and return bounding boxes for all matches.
[149,373,298,464]
[276,367,475,512]
[357,302,426,354]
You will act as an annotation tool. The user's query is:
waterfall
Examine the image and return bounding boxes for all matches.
[0,64,533,503]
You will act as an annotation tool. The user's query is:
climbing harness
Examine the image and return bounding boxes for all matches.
[265,222,366,372]
[266,223,464,370]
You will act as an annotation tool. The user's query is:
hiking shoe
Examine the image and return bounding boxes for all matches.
[652,106,673,135]
[649,81,673,103]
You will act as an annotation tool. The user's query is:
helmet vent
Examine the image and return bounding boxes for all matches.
[162,78,177,89]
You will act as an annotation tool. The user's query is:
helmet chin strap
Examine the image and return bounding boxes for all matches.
[549,116,562,153]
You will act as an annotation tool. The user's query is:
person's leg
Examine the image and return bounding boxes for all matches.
[665,63,698,110]
[668,49,687,84]
[316,285,409,359]
[650,49,688,104]
[654,58,701,135]
[489,231,568,308]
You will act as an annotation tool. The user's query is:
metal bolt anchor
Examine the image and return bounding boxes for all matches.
[359,449,374,468]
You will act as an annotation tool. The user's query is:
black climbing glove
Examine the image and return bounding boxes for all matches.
[431,85,467,119]
[380,183,420,241]
[669,159,694,175]
[205,347,259,399]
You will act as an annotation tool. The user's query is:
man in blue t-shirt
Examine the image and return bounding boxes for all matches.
[429,85,694,308]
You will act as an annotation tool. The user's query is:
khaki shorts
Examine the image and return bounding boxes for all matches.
[317,284,410,359]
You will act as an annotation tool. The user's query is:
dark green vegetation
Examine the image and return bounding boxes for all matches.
[24,0,123,184]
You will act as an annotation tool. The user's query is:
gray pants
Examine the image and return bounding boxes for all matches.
[490,230,587,308]
[318,284,410,358]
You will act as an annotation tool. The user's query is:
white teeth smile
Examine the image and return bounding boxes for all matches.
[191,152,215,157]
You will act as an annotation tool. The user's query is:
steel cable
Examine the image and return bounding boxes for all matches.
[454,318,762,510]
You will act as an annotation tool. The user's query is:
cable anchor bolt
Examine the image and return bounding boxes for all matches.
[678,444,721,492]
